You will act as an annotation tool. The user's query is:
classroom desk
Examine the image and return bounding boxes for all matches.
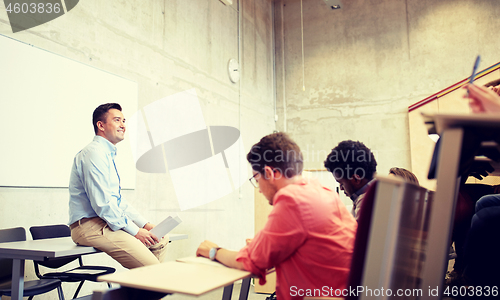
[420,113,500,300]
[98,259,252,300]
[167,233,189,242]
[0,234,188,300]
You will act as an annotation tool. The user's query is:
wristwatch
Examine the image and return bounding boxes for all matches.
[209,247,221,261]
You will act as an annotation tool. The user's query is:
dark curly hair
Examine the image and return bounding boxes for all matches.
[92,103,122,134]
[247,132,303,178]
[324,140,377,180]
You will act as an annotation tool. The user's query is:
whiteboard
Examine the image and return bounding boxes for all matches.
[0,35,137,188]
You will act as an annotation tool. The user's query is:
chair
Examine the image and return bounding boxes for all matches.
[346,177,432,300]
[345,181,378,300]
[0,227,64,300]
[30,224,115,299]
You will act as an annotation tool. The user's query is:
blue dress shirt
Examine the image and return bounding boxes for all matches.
[69,136,147,236]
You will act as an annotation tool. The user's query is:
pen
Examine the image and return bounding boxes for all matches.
[467,55,481,96]
[469,55,481,85]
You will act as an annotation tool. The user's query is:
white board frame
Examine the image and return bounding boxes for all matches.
[0,35,137,188]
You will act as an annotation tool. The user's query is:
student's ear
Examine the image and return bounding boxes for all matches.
[263,166,275,181]
[353,173,363,183]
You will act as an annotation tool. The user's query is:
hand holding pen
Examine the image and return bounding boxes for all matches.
[463,55,500,114]
[465,84,500,114]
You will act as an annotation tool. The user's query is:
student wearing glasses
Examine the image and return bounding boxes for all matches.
[196,132,356,300]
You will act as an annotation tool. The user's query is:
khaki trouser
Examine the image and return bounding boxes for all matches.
[70,217,168,269]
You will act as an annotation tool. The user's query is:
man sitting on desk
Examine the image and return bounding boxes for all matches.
[197,132,357,300]
[68,103,168,269]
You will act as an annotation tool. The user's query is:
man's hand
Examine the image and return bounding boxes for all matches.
[489,85,500,97]
[196,240,246,270]
[196,240,219,258]
[465,84,500,114]
[143,223,155,231]
[135,228,159,247]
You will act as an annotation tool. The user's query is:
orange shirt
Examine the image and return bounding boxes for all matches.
[236,179,357,300]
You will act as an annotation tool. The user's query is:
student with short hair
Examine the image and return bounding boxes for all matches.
[197,132,356,300]
[324,140,377,220]
[389,167,419,185]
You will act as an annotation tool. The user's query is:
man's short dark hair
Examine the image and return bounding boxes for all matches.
[246,132,303,178]
[324,140,377,180]
[92,103,122,134]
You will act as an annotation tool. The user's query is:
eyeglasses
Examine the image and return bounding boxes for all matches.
[249,173,259,188]
[249,168,281,188]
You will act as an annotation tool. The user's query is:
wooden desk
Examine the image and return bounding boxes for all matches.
[98,259,252,300]
[420,113,500,300]
[0,234,188,300]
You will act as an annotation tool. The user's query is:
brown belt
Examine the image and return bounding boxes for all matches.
[69,217,99,229]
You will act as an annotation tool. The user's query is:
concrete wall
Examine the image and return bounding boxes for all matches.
[0,0,274,299]
[2,0,500,298]
[274,0,500,188]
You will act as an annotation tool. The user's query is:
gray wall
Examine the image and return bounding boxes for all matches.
[1,0,500,299]
[0,1,274,299]
[275,0,500,183]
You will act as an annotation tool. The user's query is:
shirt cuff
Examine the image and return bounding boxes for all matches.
[134,216,149,229]
[123,222,141,236]
[236,246,267,285]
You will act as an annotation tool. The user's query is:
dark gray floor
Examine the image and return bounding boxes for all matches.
[164,281,270,300]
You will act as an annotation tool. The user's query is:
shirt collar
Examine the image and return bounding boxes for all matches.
[350,179,375,201]
[93,135,117,157]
